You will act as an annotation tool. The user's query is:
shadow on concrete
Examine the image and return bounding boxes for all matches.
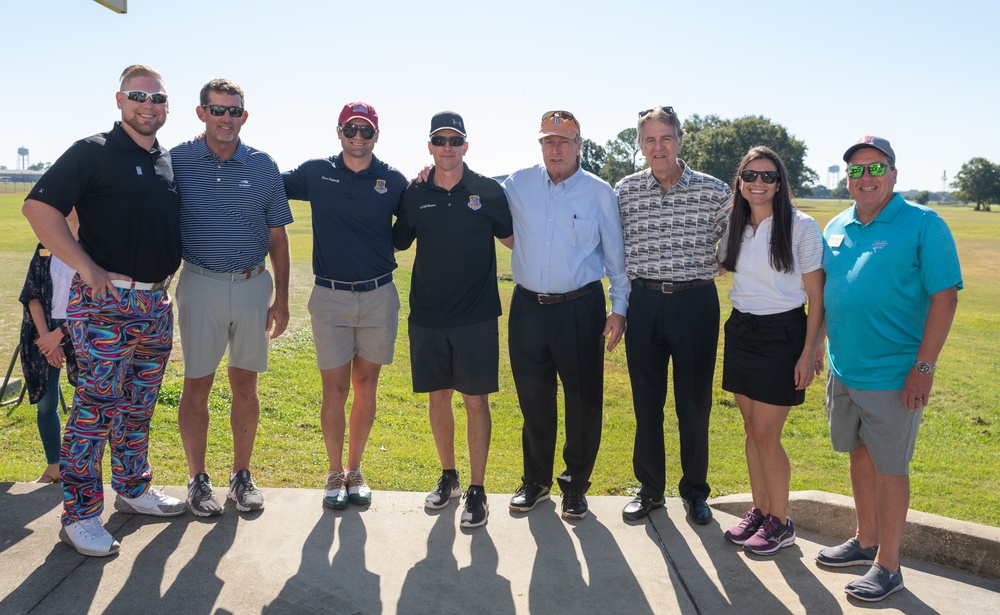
[520,499,655,613]
[0,482,63,555]
[263,507,381,614]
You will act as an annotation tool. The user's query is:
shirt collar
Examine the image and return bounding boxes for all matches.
[543,162,584,189]
[192,137,248,163]
[848,192,904,226]
[109,121,163,155]
[642,160,692,192]
[426,163,469,192]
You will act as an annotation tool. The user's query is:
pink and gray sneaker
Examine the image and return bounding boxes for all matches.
[744,514,796,555]
[724,507,765,545]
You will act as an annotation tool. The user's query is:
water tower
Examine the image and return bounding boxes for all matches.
[17,147,29,170]
[827,165,840,189]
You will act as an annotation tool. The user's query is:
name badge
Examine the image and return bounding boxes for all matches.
[828,234,845,248]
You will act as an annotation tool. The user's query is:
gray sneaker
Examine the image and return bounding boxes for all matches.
[187,473,223,517]
[425,473,462,510]
[228,469,264,512]
[845,564,904,602]
[815,537,878,567]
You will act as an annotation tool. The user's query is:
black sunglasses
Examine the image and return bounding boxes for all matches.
[638,106,674,117]
[121,90,168,105]
[340,123,377,139]
[430,136,465,147]
[202,104,244,118]
[739,170,781,184]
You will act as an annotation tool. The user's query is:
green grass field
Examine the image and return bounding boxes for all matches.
[1,192,997,527]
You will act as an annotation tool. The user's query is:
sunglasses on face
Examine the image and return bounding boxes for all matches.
[638,106,674,117]
[541,110,578,124]
[121,90,168,104]
[739,170,780,184]
[202,104,244,117]
[430,135,465,147]
[340,123,376,139]
[847,162,891,178]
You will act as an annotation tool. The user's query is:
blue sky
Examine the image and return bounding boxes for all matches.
[2,0,997,192]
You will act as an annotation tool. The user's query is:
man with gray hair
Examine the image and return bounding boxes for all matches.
[171,79,293,517]
[615,106,731,524]
[815,136,961,602]
[503,110,629,520]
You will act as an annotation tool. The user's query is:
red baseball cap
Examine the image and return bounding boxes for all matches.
[338,101,379,130]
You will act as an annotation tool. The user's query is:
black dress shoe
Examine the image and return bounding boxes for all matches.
[684,498,712,525]
[509,481,551,512]
[561,491,588,519]
[622,495,666,521]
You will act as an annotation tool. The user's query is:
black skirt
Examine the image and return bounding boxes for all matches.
[722,307,807,407]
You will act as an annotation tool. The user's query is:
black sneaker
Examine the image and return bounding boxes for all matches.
[561,490,588,520]
[425,473,462,510]
[187,472,223,517]
[509,481,551,512]
[460,486,489,528]
[228,469,264,512]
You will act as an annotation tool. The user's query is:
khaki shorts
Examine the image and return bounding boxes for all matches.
[826,373,923,476]
[308,281,399,369]
[176,265,273,379]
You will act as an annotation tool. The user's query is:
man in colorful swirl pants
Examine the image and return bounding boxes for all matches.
[22,64,186,558]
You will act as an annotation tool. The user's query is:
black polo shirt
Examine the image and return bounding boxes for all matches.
[27,122,182,283]
[283,153,406,282]
[393,163,513,328]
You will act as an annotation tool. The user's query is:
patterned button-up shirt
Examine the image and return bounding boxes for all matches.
[615,162,731,282]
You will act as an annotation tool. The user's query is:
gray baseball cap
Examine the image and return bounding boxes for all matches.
[843,135,895,164]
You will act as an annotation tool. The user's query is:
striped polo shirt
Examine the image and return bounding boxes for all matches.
[170,139,293,273]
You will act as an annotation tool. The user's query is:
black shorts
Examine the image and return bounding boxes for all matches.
[722,307,807,407]
[409,319,499,395]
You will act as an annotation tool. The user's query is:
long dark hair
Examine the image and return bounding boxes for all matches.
[721,146,796,273]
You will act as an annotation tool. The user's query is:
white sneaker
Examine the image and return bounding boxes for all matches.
[114,487,186,517]
[59,516,121,557]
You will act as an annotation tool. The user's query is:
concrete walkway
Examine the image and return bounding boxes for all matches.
[1,482,997,614]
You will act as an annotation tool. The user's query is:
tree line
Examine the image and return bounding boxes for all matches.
[582,115,998,212]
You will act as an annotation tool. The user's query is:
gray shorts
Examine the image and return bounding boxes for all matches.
[826,373,923,476]
[176,264,273,379]
[409,319,499,395]
[308,282,400,369]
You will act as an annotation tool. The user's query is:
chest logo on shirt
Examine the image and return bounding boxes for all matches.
[872,240,888,252]
[468,195,481,211]
[239,180,251,188]
[136,166,143,175]
[374,179,388,194]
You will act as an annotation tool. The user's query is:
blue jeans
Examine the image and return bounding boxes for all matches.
[36,365,62,465]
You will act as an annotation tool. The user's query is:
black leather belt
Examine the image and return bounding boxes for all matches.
[637,278,713,294]
[315,273,392,293]
[517,280,601,305]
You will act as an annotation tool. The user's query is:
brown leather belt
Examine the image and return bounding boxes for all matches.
[517,280,601,305]
[637,278,713,294]
[183,261,266,282]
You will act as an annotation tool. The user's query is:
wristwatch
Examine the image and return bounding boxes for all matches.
[914,360,936,374]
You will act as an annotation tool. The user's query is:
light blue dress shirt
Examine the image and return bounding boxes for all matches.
[502,164,629,316]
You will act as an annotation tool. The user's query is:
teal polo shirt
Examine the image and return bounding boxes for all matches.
[823,193,962,390]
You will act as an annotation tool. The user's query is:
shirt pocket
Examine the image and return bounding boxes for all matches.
[571,218,600,250]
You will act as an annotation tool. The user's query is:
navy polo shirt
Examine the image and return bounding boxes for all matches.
[283,153,405,282]
[393,163,513,328]
[27,122,182,283]
[171,138,293,273]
